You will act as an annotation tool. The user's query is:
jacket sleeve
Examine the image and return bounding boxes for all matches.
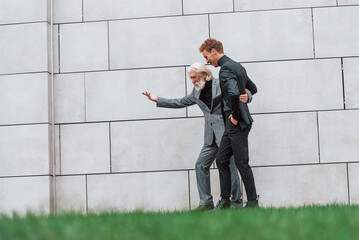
[245,77,257,95]
[156,90,196,108]
[220,66,240,120]
[247,89,253,103]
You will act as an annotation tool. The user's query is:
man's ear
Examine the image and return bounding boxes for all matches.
[211,48,217,55]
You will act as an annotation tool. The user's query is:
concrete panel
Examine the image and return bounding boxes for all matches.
[53,0,82,23]
[343,58,359,109]
[243,59,343,113]
[234,0,336,11]
[0,176,50,216]
[0,124,50,177]
[85,68,186,122]
[183,0,233,14]
[60,22,108,72]
[61,123,110,175]
[56,175,86,213]
[314,6,359,58]
[349,163,359,205]
[210,9,313,62]
[0,22,48,74]
[55,73,85,123]
[0,0,48,25]
[84,0,182,21]
[109,15,208,69]
[319,110,359,163]
[338,0,359,5]
[111,118,204,172]
[0,73,50,125]
[88,171,189,212]
[251,164,348,207]
[189,169,222,209]
[250,112,319,167]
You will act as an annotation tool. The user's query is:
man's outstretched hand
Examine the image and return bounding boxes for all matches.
[239,89,248,103]
[142,91,158,102]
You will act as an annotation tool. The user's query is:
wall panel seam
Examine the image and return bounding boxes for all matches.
[42,161,359,178]
[58,24,61,72]
[181,0,184,15]
[0,71,51,77]
[4,107,358,127]
[49,5,359,26]
[187,170,191,210]
[48,56,359,75]
[316,111,321,164]
[0,21,49,27]
[59,125,62,175]
[82,0,84,22]
[347,163,350,205]
[311,8,316,58]
[84,73,87,122]
[107,21,110,71]
[0,122,52,127]
[86,175,89,214]
[233,5,357,14]
[109,122,112,173]
[0,174,53,179]
[50,108,359,126]
[341,58,346,109]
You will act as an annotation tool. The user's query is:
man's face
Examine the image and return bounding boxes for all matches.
[189,70,207,91]
[189,70,201,84]
[202,49,219,67]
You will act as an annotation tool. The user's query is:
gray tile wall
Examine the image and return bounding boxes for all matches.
[1,0,359,214]
[0,0,52,215]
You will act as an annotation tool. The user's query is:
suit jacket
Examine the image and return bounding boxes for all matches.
[218,55,257,129]
[156,77,253,146]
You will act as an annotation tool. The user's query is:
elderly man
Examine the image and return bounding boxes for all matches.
[142,62,257,210]
[199,38,259,209]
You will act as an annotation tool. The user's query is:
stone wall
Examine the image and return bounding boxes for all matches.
[1,0,359,214]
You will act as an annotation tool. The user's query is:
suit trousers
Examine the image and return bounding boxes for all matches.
[196,140,242,206]
[216,115,257,201]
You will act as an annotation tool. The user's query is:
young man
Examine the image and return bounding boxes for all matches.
[199,38,259,209]
[142,62,256,210]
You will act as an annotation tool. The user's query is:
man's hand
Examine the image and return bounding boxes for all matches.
[239,89,248,103]
[229,114,238,126]
[142,91,158,102]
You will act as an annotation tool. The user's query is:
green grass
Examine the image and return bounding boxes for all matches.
[1,205,359,240]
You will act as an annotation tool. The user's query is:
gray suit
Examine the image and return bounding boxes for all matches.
[157,77,250,206]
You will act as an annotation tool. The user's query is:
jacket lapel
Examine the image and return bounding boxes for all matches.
[210,77,218,111]
[212,78,218,99]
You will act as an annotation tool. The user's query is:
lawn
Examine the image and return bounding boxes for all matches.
[1,205,358,240]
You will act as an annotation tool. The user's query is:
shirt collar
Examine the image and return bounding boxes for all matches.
[218,55,229,67]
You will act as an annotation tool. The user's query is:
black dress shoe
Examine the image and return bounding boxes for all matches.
[196,204,214,211]
[244,196,259,208]
[230,199,243,209]
[214,198,231,210]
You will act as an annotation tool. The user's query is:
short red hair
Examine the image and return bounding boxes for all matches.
[199,38,224,53]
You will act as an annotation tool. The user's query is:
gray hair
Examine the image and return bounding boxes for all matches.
[187,62,212,81]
